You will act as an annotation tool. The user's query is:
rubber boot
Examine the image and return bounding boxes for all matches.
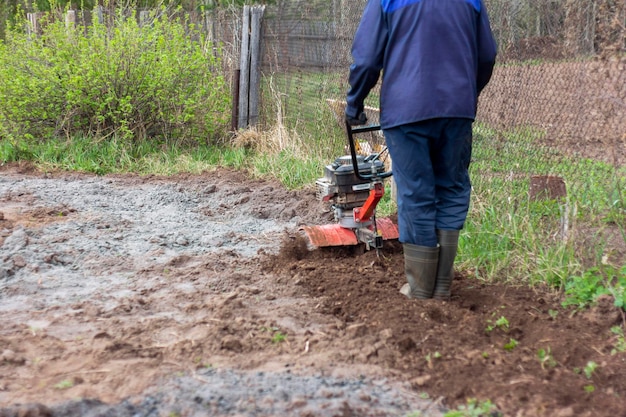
[433,229,460,300]
[400,243,439,299]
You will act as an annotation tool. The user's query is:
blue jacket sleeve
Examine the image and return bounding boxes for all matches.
[345,0,387,118]
[476,3,497,94]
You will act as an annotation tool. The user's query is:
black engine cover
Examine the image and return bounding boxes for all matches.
[324,155,385,193]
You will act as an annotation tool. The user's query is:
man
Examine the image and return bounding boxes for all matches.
[345,0,497,300]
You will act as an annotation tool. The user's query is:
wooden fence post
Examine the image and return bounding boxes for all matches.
[139,10,150,27]
[237,5,251,130]
[237,5,265,129]
[65,10,76,29]
[248,6,264,127]
[27,12,39,39]
[95,5,104,24]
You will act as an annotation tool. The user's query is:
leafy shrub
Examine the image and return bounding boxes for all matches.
[563,265,626,310]
[0,7,231,145]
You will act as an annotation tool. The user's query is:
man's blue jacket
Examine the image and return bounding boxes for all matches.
[346,0,497,129]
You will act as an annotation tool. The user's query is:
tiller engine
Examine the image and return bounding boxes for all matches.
[302,123,399,250]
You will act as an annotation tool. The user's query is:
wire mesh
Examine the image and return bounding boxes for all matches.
[243,0,625,267]
[249,0,625,167]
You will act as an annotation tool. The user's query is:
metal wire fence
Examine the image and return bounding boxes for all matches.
[246,0,625,169]
[237,0,626,267]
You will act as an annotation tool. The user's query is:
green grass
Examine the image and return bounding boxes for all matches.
[1,135,250,175]
[257,70,381,160]
[462,124,625,295]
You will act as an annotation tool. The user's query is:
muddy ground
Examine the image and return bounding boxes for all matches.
[1,162,625,417]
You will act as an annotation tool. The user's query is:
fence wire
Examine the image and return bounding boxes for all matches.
[240,0,625,267]
[247,0,625,170]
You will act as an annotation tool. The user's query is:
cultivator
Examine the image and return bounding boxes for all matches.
[302,122,399,250]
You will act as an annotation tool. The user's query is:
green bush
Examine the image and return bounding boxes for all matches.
[563,265,626,310]
[0,7,231,145]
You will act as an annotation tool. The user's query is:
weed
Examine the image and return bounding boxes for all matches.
[548,309,559,319]
[53,379,74,390]
[584,385,595,393]
[425,351,443,367]
[537,347,557,369]
[271,332,286,344]
[583,361,599,379]
[563,265,626,311]
[486,316,510,333]
[443,398,501,417]
[562,269,609,309]
[610,326,626,355]
[503,339,518,351]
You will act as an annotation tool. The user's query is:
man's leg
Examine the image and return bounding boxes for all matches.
[385,121,444,298]
[384,121,441,247]
[431,118,473,299]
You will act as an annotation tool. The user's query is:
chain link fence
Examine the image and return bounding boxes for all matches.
[235,0,625,267]
[240,0,625,168]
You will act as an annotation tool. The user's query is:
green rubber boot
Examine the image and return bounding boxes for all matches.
[400,243,439,299]
[433,229,460,300]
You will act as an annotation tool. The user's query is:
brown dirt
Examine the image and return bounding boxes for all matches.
[266,240,626,417]
[0,163,625,417]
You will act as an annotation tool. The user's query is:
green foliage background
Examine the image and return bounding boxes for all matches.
[0,0,275,41]
[0,7,231,145]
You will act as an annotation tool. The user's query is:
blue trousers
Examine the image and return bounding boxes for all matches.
[384,118,473,247]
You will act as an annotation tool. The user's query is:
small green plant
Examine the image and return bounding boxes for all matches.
[503,338,518,351]
[563,265,626,310]
[584,384,595,393]
[271,331,286,344]
[583,361,599,379]
[537,347,557,369]
[486,316,510,333]
[53,379,74,390]
[425,351,443,367]
[548,309,559,319]
[443,398,500,417]
[610,326,626,355]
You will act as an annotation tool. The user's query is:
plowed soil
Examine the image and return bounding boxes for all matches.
[1,162,625,417]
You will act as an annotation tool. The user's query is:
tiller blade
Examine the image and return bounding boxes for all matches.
[305,122,398,250]
[302,217,399,248]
